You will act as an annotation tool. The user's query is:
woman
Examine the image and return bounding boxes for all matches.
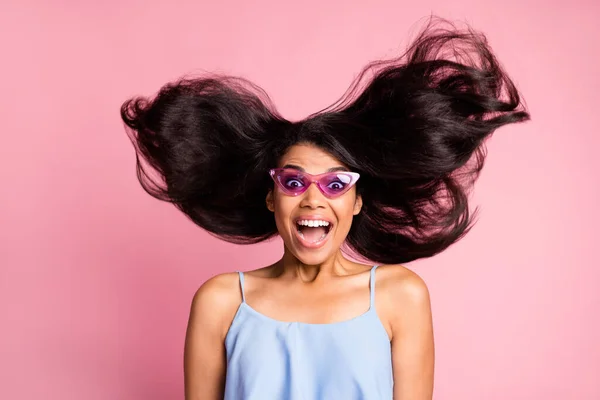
[121,17,529,400]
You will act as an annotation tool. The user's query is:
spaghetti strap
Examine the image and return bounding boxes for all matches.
[237,271,246,303]
[369,265,378,309]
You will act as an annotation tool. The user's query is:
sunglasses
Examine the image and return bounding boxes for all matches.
[269,168,360,198]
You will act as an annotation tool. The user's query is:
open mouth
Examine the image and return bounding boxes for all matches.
[295,219,332,246]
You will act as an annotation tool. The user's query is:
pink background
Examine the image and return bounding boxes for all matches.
[2,1,599,399]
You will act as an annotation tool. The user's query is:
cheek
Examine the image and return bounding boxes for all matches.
[332,197,359,227]
[272,194,297,232]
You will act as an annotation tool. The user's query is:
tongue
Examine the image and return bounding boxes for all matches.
[299,226,327,242]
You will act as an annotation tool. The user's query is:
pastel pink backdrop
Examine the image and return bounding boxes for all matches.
[1,1,598,399]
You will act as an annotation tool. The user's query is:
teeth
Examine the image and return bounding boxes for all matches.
[297,220,330,227]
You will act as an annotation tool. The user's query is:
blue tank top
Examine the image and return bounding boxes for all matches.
[224,265,393,400]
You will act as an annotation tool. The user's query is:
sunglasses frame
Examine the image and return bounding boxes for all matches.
[269,168,360,198]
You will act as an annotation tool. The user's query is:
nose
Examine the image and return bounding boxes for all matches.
[299,181,326,209]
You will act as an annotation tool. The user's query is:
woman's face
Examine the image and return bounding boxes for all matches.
[266,143,362,266]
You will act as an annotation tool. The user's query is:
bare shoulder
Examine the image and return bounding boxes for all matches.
[188,272,243,338]
[376,264,430,301]
[184,273,242,398]
[375,264,432,340]
[191,272,242,312]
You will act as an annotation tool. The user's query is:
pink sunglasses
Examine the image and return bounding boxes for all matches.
[269,168,360,198]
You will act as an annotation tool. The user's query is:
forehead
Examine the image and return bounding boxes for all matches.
[278,144,345,173]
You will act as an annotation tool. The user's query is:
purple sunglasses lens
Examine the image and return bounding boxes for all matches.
[318,173,354,195]
[276,170,309,194]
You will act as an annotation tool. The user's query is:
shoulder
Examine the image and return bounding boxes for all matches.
[188,272,243,338]
[375,264,430,302]
[374,264,432,340]
[191,272,242,312]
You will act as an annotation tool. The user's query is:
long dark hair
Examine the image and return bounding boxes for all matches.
[120,17,530,264]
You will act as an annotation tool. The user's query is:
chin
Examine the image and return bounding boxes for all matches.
[293,251,332,266]
[288,238,339,266]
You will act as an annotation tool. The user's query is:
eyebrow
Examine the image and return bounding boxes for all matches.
[282,164,349,173]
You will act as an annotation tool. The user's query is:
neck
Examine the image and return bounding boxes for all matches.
[276,246,355,283]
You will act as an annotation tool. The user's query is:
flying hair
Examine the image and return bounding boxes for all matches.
[120,16,530,264]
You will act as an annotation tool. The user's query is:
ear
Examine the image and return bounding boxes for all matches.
[353,193,363,215]
[266,190,275,212]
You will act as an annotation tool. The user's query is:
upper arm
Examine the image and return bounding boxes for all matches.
[386,269,435,400]
[184,273,240,400]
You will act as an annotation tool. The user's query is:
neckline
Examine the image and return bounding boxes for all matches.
[239,301,376,327]
[235,265,379,327]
